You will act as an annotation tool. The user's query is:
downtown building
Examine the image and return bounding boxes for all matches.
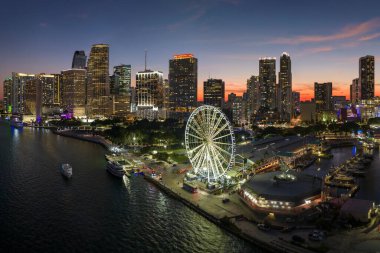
[86,44,111,118]
[110,64,132,117]
[203,78,225,108]
[11,72,36,114]
[136,70,164,120]
[168,54,198,112]
[62,69,87,117]
[72,50,87,69]
[314,82,332,112]
[351,78,360,104]
[278,52,292,122]
[258,57,277,121]
[292,91,300,117]
[359,55,375,100]
[2,77,12,113]
[23,74,61,122]
[246,75,260,123]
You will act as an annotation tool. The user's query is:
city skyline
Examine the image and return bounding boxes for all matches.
[1,0,380,101]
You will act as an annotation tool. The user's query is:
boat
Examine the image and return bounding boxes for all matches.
[60,163,73,178]
[10,114,24,128]
[106,161,125,178]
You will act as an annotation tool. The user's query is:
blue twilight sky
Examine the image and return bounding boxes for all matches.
[1,0,380,100]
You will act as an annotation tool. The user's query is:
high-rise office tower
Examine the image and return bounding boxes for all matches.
[62,69,87,117]
[169,54,198,112]
[111,64,132,117]
[203,78,225,108]
[86,44,110,117]
[359,55,375,100]
[112,64,131,94]
[247,75,260,119]
[72,50,87,69]
[351,78,360,104]
[278,52,292,121]
[3,77,12,113]
[136,70,164,109]
[232,96,243,125]
[11,72,35,114]
[163,79,170,109]
[23,74,60,120]
[292,91,300,117]
[314,82,332,111]
[258,57,276,114]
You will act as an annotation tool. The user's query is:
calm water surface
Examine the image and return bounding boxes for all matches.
[0,123,260,252]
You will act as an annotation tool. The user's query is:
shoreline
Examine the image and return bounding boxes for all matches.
[53,130,308,252]
[53,130,113,150]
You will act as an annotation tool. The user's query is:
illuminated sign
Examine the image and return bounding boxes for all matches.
[173,54,194,60]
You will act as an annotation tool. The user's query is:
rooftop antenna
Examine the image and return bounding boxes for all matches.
[144,49,147,71]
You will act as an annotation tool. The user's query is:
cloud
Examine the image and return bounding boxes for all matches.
[298,46,334,55]
[358,32,380,41]
[271,17,380,45]
[167,8,206,31]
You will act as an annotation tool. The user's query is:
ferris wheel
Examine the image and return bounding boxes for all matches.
[185,105,235,182]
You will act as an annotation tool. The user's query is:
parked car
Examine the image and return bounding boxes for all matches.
[257,223,270,232]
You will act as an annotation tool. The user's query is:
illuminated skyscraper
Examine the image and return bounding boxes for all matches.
[258,57,276,116]
[111,64,132,117]
[11,72,35,114]
[278,52,292,121]
[359,55,375,100]
[2,77,12,113]
[292,91,300,117]
[169,54,198,111]
[314,82,332,111]
[86,44,110,117]
[351,78,360,104]
[203,78,225,108]
[72,50,87,69]
[62,69,87,117]
[136,70,164,109]
[247,75,260,120]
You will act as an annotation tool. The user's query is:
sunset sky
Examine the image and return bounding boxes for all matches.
[1,0,380,101]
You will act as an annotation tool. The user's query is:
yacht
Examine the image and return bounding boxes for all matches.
[10,114,24,128]
[106,161,125,178]
[60,163,73,178]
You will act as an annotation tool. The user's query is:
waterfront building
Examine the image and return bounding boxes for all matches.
[351,78,360,104]
[314,82,332,111]
[278,52,292,122]
[62,69,87,117]
[35,74,60,119]
[240,171,322,214]
[2,77,12,113]
[11,72,35,114]
[136,70,164,120]
[203,78,225,108]
[300,101,316,123]
[359,55,375,100]
[258,57,277,120]
[111,64,132,117]
[169,54,198,112]
[292,91,300,117]
[72,50,87,69]
[86,44,111,117]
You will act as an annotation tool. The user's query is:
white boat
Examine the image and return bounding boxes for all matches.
[106,161,125,178]
[60,163,73,178]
